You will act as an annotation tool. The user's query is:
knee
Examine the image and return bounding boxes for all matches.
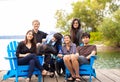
[71,55,78,62]
[29,59,35,65]
[63,55,70,62]
[36,43,42,47]
[30,54,37,60]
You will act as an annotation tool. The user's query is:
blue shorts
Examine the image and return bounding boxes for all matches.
[78,56,89,65]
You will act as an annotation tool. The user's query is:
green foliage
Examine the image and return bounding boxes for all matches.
[70,0,106,31]
[54,10,70,32]
[55,0,120,33]
[98,9,120,47]
[90,32,102,43]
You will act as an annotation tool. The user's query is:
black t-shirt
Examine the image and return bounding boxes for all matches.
[33,30,48,43]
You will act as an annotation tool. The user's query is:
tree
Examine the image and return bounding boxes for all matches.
[55,0,120,33]
[98,9,120,47]
[54,10,70,35]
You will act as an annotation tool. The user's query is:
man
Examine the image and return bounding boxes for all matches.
[63,32,97,82]
[32,19,48,78]
[32,19,48,44]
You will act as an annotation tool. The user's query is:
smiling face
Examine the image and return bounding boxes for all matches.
[32,20,40,31]
[73,20,79,29]
[82,36,90,45]
[51,36,57,42]
[64,35,71,44]
[26,31,34,41]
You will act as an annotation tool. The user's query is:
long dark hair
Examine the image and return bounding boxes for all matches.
[24,30,36,48]
[53,33,63,45]
[70,18,81,45]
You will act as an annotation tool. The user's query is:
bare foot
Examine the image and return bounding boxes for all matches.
[25,78,30,82]
[42,70,48,76]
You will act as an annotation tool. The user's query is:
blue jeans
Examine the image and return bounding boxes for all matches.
[18,54,43,78]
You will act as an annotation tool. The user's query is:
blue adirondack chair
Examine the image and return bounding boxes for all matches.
[2,41,44,82]
[65,55,97,82]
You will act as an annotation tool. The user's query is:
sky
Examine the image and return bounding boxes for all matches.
[0,0,78,70]
[0,0,77,35]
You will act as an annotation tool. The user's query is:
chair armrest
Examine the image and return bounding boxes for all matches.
[37,56,44,65]
[90,55,97,66]
[4,57,17,59]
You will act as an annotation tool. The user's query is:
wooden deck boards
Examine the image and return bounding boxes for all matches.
[0,69,120,82]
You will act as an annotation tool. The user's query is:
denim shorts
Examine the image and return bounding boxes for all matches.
[78,56,89,65]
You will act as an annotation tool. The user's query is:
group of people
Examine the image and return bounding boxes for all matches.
[16,18,97,82]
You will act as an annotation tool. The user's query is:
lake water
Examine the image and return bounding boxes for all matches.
[94,51,120,69]
[0,36,23,70]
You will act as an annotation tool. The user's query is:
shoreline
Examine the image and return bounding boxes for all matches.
[96,44,120,52]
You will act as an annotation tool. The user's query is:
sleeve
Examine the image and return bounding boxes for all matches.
[79,29,83,45]
[93,45,97,54]
[76,46,79,53]
[72,44,77,54]
[43,32,48,38]
[58,49,63,54]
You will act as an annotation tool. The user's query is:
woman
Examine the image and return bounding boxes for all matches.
[37,32,63,77]
[37,32,63,56]
[70,18,83,46]
[16,30,47,82]
[57,35,76,76]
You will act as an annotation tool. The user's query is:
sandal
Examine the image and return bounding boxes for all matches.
[67,76,76,81]
[25,78,30,82]
[75,77,81,82]
[49,72,54,78]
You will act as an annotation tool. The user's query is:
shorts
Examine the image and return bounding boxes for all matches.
[78,56,89,65]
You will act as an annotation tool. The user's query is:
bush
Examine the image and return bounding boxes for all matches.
[97,9,120,47]
[90,32,102,43]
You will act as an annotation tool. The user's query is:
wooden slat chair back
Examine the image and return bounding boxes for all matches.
[65,55,97,82]
[7,41,18,70]
[2,41,44,82]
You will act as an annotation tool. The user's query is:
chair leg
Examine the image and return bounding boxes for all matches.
[15,71,18,82]
[38,74,42,82]
[95,77,101,82]
[42,76,45,82]
[52,59,59,82]
[54,71,58,82]
[89,74,92,82]
[15,75,18,82]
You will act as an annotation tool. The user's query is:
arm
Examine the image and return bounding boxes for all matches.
[57,54,63,59]
[75,46,80,56]
[57,49,63,59]
[16,42,22,58]
[86,45,97,59]
[42,39,46,43]
[19,53,30,57]
[72,43,77,54]
[86,50,96,59]
[75,53,79,56]
[16,42,32,58]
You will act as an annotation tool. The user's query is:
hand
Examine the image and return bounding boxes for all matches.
[57,54,63,59]
[25,53,30,56]
[42,39,46,43]
[19,53,30,57]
